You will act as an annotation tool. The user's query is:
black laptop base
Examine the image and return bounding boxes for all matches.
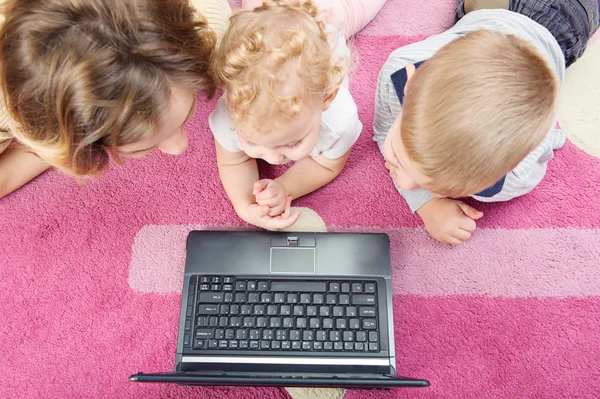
[130,372,430,388]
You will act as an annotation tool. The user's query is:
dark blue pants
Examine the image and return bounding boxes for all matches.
[455,0,600,66]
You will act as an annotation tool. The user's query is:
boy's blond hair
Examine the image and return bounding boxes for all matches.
[401,30,559,197]
[0,0,216,176]
[212,0,344,133]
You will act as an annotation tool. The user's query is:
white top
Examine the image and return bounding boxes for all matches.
[373,9,566,212]
[209,27,362,160]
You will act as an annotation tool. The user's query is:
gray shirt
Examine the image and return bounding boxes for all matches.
[373,9,566,212]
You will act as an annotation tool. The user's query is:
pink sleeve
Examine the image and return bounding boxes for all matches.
[241,0,387,38]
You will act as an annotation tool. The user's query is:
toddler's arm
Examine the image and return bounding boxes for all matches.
[0,142,50,198]
[275,150,351,200]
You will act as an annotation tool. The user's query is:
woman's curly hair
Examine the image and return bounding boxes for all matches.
[212,0,345,133]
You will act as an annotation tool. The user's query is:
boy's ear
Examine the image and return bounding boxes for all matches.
[404,64,416,95]
[322,88,339,112]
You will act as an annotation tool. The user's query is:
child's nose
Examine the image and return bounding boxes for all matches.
[263,152,284,164]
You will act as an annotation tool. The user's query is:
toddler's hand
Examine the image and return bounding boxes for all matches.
[253,179,288,216]
[245,196,301,230]
[416,198,483,245]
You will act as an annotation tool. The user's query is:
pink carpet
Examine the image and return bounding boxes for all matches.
[1,1,599,398]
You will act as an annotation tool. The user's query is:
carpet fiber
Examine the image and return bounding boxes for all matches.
[1,1,599,398]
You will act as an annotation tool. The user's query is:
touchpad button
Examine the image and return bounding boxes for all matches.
[270,248,315,274]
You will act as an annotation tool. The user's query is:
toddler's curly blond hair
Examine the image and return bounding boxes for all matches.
[213,0,345,133]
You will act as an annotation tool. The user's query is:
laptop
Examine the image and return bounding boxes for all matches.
[130,230,429,388]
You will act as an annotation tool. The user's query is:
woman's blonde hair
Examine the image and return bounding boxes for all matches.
[0,0,217,176]
[401,30,559,197]
[212,0,345,133]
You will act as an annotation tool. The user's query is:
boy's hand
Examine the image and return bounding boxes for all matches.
[253,179,288,216]
[416,198,483,245]
[243,196,301,230]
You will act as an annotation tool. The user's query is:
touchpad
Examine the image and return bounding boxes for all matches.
[270,248,315,274]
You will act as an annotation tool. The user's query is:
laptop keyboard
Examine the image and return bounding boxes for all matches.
[183,276,380,353]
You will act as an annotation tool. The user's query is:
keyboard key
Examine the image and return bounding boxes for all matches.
[223,277,234,284]
[276,330,288,340]
[274,293,286,303]
[316,331,327,341]
[212,277,222,284]
[271,281,327,292]
[319,306,330,317]
[330,283,340,293]
[326,295,337,305]
[200,276,210,284]
[364,283,376,293]
[208,339,218,349]
[235,281,246,291]
[256,317,267,327]
[211,284,221,291]
[239,340,249,349]
[236,329,247,340]
[269,317,282,328]
[287,294,298,304]
[271,341,281,349]
[250,340,259,349]
[332,306,344,317]
[296,318,307,328]
[260,293,273,303]
[339,295,350,305]
[293,306,304,316]
[324,342,333,350]
[209,316,218,327]
[292,341,302,350]
[369,331,378,342]
[302,341,312,350]
[220,304,229,314]
[346,307,357,317]
[224,292,234,302]
[281,341,291,350]
[290,330,301,341]
[330,331,341,341]
[235,293,247,303]
[197,304,219,314]
[344,342,354,350]
[215,329,225,339]
[349,319,360,329]
[183,334,191,347]
[303,330,314,341]
[240,305,252,315]
[341,283,350,293]
[229,340,239,349]
[262,330,274,340]
[300,294,311,304]
[196,317,208,327]
[267,305,278,315]
[313,294,324,304]
[283,317,294,328]
[363,319,377,329]
[322,318,334,329]
[199,284,210,291]
[253,304,266,315]
[243,317,255,327]
[247,281,257,291]
[359,307,377,317]
[343,331,354,342]
[306,306,317,316]
[258,281,269,291]
[195,329,214,339]
[352,295,376,305]
[369,343,379,351]
[313,342,323,350]
[219,316,228,327]
[198,292,223,303]
[248,293,259,303]
[351,283,362,293]
[334,342,344,350]
[356,331,367,342]
[310,318,320,329]
[230,304,240,314]
[223,284,233,291]
[355,342,365,351]
[280,305,291,316]
[230,317,241,327]
[225,329,235,339]
[336,319,347,329]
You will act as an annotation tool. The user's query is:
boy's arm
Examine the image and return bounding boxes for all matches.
[275,150,351,200]
[0,142,50,198]
[215,141,299,229]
